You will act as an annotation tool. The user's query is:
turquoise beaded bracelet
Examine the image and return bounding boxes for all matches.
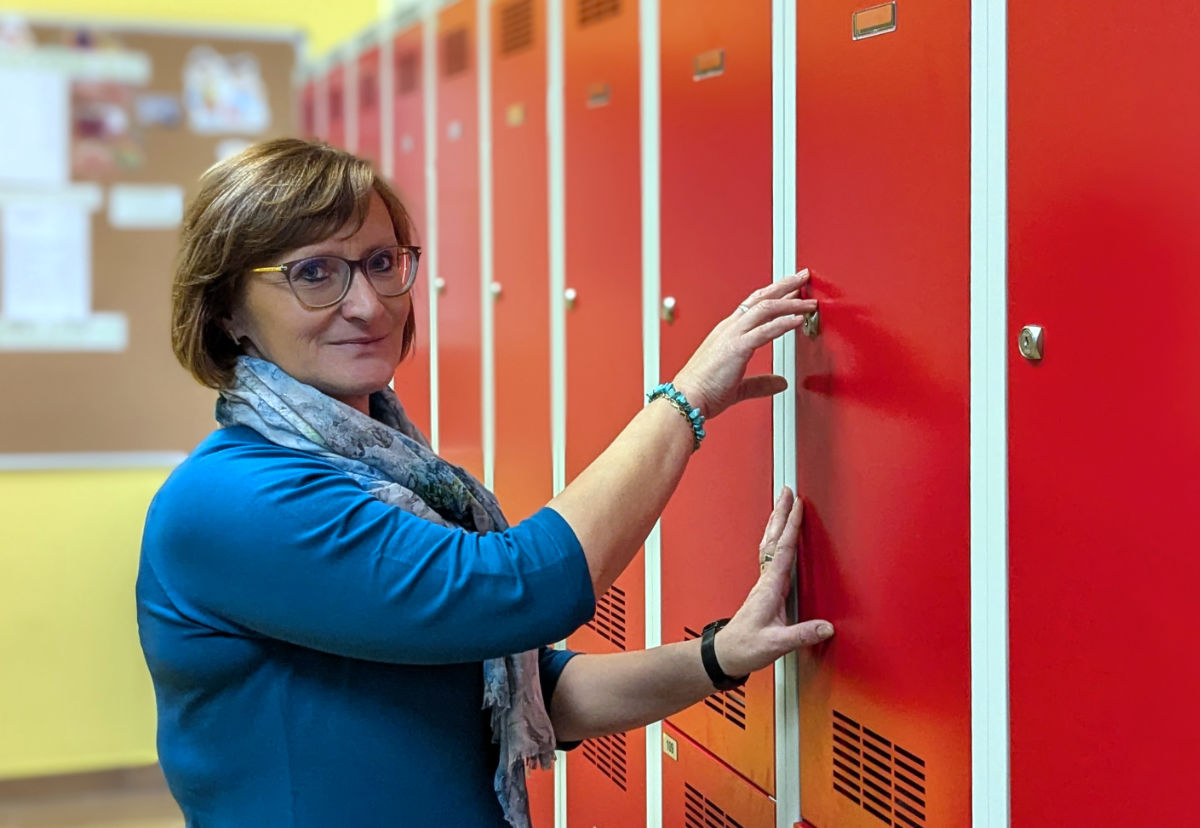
[647,382,706,451]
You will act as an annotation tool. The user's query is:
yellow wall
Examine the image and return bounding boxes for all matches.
[0,0,382,57]
[0,470,171,777]
[0,0,384,781]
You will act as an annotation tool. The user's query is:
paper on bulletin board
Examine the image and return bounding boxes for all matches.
[1,200,91,320]
[108,184,183,229]
[0,66,69,186]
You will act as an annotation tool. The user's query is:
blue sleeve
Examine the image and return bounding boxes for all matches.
[143,435,595,665]
[538,646,583,752]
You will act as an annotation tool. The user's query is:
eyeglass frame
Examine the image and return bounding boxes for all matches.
[248,244,422,309]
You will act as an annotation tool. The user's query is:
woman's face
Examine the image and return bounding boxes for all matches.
[227,192,411,414]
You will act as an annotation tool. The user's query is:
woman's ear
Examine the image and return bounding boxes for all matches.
[223,307,246,345]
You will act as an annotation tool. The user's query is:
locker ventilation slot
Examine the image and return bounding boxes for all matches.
[442,28,469,77]
[499,0,534,55]
[683,626,747,730]
[684,782,745,828]
[587,585,627,649]
[581,731,627,791]
[831,710,927,827]
[396,51,419,95]
[359,72,377,110]
[578,0,620,27]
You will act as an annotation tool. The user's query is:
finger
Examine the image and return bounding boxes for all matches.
[775,494,805,553]
[743,313,811,349]
[756,528,795,588]
[759,487,793,548]
[737,374,789,402]
[786,619,836,648]
[739,270,811,308]
[738,297,817,329]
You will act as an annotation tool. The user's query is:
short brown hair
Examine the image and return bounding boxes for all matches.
[172,138,418,389]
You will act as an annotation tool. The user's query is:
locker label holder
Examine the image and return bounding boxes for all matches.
[662,732,678,761]
[853,2,897,40]
[693,48,725,81]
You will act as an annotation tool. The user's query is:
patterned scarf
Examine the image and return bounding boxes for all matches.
[216,356,553,828]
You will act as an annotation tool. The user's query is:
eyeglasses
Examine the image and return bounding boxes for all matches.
[249,245,421,309]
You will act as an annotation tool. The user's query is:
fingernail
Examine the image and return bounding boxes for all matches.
[817,623,834,640]
[796,268,810,280]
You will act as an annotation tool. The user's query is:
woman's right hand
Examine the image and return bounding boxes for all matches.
[714,487,834,679]
[670,270,817,420]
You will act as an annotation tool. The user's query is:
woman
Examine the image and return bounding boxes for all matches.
[137,138,833,827]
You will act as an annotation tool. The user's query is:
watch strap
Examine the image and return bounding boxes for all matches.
[700,618,749,691]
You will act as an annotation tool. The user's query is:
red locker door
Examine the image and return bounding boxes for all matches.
[356,43,382,168]
[300,80,317,138]
[327,63,346,148]
[1008,2,1200,824]
[794,1,971,826]
[491,0,551,523]
[562,0,645,824]
[435,1,483,479]
[662,723,775,828]
[657,0,776,796]
[390,24,432,439]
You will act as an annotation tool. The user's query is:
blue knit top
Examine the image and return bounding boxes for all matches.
[136,426,595,827]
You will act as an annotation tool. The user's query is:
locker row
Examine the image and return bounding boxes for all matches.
[299,0,1200,825]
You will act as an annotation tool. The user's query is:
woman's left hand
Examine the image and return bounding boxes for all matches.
[714,487,834,677]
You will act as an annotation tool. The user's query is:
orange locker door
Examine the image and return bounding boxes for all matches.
[355,44,382,168]
[657,0,776,796]
[300,80,317,138]
[1008,1,1200,824]
[390,25,432,438]
[561,0,646,823]
[435,1,483,478]
[491,0,551,523]
[526,764,555,828]
[794,1,971,826]
[327,63,346,148]
[662,724,775,828]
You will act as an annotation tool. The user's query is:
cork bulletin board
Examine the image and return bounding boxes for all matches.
[0,21,300,457]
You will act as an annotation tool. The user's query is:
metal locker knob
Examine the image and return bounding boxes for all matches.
[661,296,677,324]
[490,282,502,299]
[801,310,820,339]
[564,287,577,310]
[1019,325,1044,361]
[434,277,446,295]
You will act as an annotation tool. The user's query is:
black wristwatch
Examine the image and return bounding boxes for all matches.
[700,618,750,692]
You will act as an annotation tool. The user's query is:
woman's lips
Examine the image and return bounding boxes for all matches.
[332,334,388,346]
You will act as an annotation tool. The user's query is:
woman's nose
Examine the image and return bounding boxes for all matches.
[339,267,386,320]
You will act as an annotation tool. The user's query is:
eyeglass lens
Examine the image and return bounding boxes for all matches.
[288,247,416,307]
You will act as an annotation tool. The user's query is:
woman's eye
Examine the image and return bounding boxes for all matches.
[293,260,334,283]
[369,247,403,272]
[368,250,397,273]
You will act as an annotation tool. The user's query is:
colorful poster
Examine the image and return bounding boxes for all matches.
[71,80,144,177]
[183,46,271,134]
